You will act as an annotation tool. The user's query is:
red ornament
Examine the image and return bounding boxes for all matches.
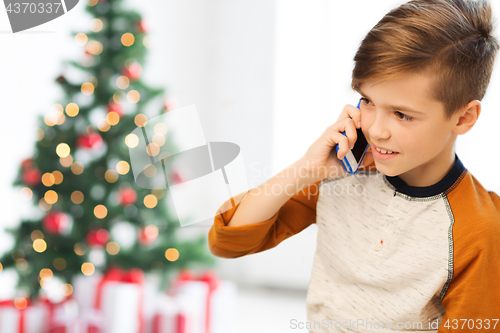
[106,102,124,117]
[170,171,183,185]
[56,75,67,84]
[138,225,158,245]
[118,188,137,206]
[86,229,109,247]
[121,62,142,81]
[43,211,70,235]
[21,158,33,169]
[22,168,42,186]
[76,133,103,149]
[163,98,179,112]
[135,20,148,34]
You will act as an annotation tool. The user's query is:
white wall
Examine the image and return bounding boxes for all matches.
[1,0,500,295]
[144,0,500,290]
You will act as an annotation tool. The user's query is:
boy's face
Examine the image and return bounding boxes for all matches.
[358,72,461,187]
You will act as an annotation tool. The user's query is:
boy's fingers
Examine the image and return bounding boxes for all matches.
[324,128,349,159]
[323,127,339,147]
[337,104,361,126]
[342,118,358,149]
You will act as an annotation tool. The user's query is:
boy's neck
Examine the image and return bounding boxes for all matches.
[396,149,457,188]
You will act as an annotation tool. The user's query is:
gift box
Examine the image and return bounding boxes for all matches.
[151,294,195,333]
[39,297,80,333]
[0,299,47,333]
[204,279,237,333]
[166,270,238,333]
[73,266,155,333]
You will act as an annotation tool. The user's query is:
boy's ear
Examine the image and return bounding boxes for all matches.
[452,100,481,135]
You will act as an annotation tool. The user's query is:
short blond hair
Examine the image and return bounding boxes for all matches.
[351,0,499,119]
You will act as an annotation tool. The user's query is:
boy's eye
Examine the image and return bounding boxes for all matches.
[395,111,412,121]
[360,97,372,105]
[360,97,412,121]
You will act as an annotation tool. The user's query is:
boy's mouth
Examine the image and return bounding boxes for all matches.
[374,146,397,154]
[371,144,400,160]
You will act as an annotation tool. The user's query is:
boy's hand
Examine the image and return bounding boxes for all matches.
[298,104,373,181]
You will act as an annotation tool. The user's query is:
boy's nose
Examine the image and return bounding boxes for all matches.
[368,114,391,140]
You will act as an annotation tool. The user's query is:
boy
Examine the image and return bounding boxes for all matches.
[208,0,500,332]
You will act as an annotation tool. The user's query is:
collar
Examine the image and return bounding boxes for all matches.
[383,154,466,198]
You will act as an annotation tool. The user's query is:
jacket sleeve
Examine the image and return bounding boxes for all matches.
[439,177,500,332]
[208,179,323,258]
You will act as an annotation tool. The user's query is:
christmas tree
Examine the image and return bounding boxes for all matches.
[0,0,215,300]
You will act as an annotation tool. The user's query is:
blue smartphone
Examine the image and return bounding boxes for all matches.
[335,99,370,174]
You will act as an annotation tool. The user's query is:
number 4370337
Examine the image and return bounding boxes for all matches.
[5,2,62,14]
[443,318,498,330]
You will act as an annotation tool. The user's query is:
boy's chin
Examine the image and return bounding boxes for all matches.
[372,162,402,177]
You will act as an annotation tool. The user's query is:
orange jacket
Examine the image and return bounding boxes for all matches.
[208,155,500,332]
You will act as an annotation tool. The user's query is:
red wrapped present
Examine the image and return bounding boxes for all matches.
[39,296,79,333]
[0,298,47,333]
[151,294,195,333]
[166,270,237,333]
[73,266,146,333]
